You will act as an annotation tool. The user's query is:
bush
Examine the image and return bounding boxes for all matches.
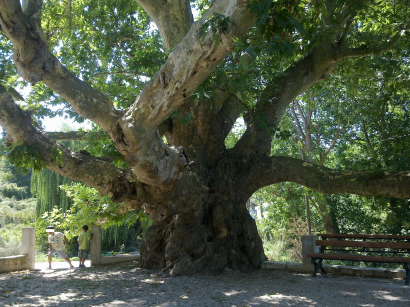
[0,224,27,257]
[0,198,36,226]
[0,183,30,200]
[260,215,309,263]
[263,239,292,262]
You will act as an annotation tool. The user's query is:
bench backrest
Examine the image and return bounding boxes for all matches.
[317,233,410,240]
[315,234,410,256]
[315,240,410,249]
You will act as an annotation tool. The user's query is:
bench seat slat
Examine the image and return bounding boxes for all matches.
[315,240,410,249]
[317,234,410,240]
[307,253,410,263]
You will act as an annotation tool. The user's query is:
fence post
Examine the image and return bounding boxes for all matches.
[301,235,319,266]
[90,225,101,266]
[21,227,35,269]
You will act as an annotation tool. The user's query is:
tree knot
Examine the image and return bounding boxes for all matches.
[160,71,169,89]
[112,121,132,152]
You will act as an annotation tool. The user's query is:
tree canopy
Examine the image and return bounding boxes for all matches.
[1,0,410,275]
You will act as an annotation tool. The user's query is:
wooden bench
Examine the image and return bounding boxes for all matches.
[307,234,410,285]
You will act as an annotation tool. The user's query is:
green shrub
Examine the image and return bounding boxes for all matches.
[263,239,293,262]
[0,183,30,200]
[0,224,27,257]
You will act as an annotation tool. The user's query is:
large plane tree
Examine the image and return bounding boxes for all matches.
[1,0,410,275]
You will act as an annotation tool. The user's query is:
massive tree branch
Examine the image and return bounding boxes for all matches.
[234,29,404,157]
[232,2,405,157]
[0,0,120,132]
[335,34,404,60]
[132,0,256,129]
[21,0,42,27]
[106,0,257,185]
[243,155,410,199]
[0,84,145,210]
[135,0,193,51]
[233,47,340,156]
[213,94,242,142]
[0,0,257,189]
[46,131,109,142]
[47,131,89,141]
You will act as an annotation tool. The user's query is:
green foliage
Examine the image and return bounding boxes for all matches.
[254,183,320,237]
[200,13,231,46]
[0,224,32,257]
[0,198,36,227]
[4,142,46,172]
[248,0,303,43]
[80,127,129,169]
[193,0,214,17]
[0,198,36,256]
[0,183,29,200]
[33,182,151,254]
[31,168,74,217]
[35,208,79,256]
[253,32,410,243]
[24,133,147,255]
[61,183,141,231]
[27,0,164,123]
[139,216,153,238]
[258,213,308,263]
[329,195,410,235]
[50,149,63,166]
[262,239,292,262]
[0,157,36,257]
[0,156,32,189]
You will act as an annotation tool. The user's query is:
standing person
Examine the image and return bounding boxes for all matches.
[46,226,74,270]
[78,225,93,267]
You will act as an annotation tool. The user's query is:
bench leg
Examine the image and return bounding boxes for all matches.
[404,264,409,286]
[311,258,327,277]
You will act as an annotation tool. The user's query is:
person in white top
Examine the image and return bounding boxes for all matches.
[46,226,74,270]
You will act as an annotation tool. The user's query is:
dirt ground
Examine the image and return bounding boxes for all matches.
[0,261,409,306]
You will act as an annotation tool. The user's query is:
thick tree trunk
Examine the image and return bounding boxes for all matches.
[323,213,337,234]
[140,190,266,275]
[321,195,338,234]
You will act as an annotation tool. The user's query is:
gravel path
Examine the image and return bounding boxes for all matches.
[0,261,409,306]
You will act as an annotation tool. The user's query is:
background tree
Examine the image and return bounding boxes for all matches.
[254,45,410,261]
[1,0,410,275]
[0,158,36,256]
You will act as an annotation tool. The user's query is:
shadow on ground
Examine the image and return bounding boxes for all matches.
[1,261,409,306]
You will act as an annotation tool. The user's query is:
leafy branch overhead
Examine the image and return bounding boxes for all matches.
[5,142,46,172]
[199,13,231,47]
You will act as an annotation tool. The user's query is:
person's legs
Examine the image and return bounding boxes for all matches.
[79,250,87,267]
[64,256,74,268]
[48,253,53,269]
[56,249,74,269]
[47,249,56,269]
